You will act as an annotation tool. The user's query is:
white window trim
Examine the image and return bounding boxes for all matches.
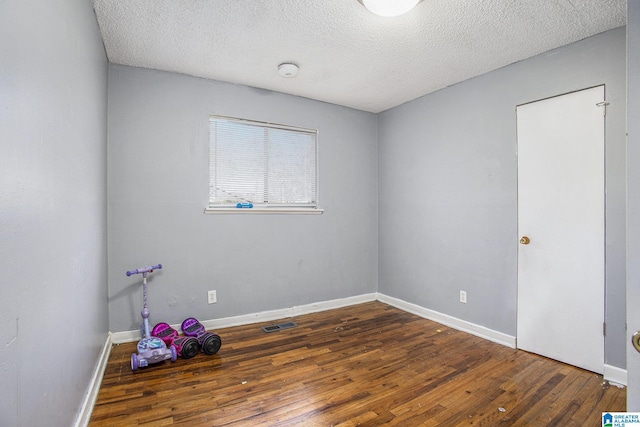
[204,207,324,215]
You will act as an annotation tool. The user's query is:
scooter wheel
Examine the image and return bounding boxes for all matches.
[131,353,139,371]
[181,337,200,359]
[170,345,177,362]
[202,334,222,355]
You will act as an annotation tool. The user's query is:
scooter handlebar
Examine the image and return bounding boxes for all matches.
[126,264,162,276]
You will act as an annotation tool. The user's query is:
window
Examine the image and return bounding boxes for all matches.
[207,116,321,213]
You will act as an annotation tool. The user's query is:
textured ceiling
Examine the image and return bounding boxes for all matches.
[93,0,626,113]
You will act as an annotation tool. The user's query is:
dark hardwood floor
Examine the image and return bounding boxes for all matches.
[89,301,625,426]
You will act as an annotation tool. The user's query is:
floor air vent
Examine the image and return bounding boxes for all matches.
[262,321,297,333]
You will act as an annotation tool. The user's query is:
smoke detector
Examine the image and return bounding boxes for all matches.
[278,63,299,78]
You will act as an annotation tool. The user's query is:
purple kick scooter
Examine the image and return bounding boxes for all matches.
[127,264,177,371]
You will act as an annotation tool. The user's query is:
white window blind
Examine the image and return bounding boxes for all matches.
[209,116,318,209]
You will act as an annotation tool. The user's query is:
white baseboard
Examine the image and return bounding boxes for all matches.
[73,332,113,427]
[376,293,517,348]
[111,293,378,344]
[604,364,627,387]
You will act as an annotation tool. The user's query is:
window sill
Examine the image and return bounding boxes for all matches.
[204,207,324,215]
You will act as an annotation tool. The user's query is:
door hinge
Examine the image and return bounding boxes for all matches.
[596,101,609,116]
[603,322,607,336]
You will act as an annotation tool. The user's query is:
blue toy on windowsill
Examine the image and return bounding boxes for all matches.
[236,202,253,208]
[127,264,177,371]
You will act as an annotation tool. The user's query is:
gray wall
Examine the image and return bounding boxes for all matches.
[628,0,640,409]
[107,65,378,332]
[0,0,109,426]
[378,27,627,369]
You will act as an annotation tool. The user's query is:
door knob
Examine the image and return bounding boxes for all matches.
[633,331,640,353]
[520,236,530,245]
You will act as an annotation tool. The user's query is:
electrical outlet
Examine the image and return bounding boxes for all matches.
[460,290,467,304]
[208,290,217,304]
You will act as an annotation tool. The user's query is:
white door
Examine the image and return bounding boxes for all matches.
[516,86,605,374]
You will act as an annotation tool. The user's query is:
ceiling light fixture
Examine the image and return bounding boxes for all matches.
[358,0,422,17]
[278,63,299,78]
